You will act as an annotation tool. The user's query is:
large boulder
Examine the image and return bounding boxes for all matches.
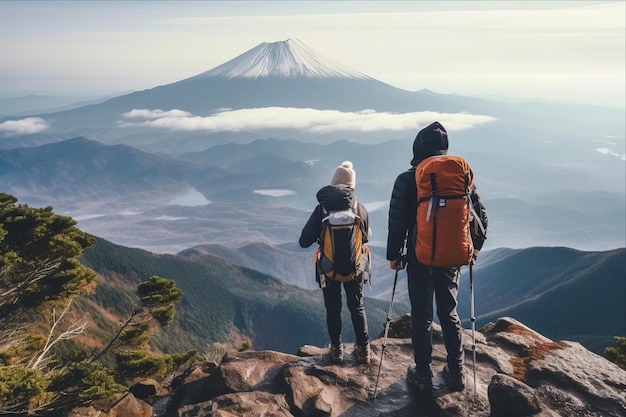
[69,393,153,417]
[129,378,161,400]
[178,392,294,417]
[159,317,626,417]
[488,373,542,417]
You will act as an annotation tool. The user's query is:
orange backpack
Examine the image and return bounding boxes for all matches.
[415,155,475,268]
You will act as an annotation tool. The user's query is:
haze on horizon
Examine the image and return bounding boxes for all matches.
[0,0,624,109]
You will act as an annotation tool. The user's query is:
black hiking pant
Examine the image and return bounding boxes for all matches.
[407,259,464,375]
[323,277,369,347]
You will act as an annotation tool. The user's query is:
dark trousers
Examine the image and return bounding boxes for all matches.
[407,259,464,374]
[323,277,369,347]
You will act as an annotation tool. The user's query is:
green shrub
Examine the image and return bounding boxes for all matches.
[605,336,626,371]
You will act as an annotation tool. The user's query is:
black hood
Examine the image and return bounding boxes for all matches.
[316,185,355,211]
[410,121,449,166]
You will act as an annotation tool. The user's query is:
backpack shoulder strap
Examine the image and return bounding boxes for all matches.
[321,206,329,223]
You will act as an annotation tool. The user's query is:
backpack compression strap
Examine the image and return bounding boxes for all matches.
[427,172,439,261]
[466,186,487,239]
[320,207,337,280]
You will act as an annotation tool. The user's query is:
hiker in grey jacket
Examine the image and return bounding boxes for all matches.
[299,161,371,365]
[386,122,487,393]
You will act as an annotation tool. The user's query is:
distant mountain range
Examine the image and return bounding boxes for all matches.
[459,246,626,353]
[0,93,118,117]
[79,237,403,354]
[78,237,624,356]
[1,135,623,253]
[0,137,196,211]
[178,241,626,355]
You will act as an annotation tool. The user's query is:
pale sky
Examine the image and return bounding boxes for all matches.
[0,1,624,108]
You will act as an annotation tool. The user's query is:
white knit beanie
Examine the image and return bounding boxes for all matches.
[329,161,356,189]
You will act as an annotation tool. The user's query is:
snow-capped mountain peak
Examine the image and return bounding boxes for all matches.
[194,39,372,80]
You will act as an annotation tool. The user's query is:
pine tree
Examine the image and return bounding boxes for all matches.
[91,275,184,361]
[605,336,626,371]
[0,194,195,416]
[0,193,121,416]
[0,193,96,319]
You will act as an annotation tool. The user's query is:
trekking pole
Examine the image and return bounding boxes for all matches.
[373,262,401,399]
[469,263,477,392]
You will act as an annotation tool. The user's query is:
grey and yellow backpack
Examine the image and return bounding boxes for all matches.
[315,206,371,285]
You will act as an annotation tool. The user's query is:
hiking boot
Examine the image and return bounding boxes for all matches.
[354,343,371,364]
[406,365,433,394]
[329,343,344,364]
[442,365,465,392]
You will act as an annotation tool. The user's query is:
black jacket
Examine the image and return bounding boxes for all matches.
[386,122,487,261]
[299,185,369,248]
[386,168,418,260]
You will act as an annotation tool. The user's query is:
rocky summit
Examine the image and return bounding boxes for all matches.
[71,316,626,417]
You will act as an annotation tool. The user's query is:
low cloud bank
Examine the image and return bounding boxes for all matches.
[0,117,49,135]
[119,107,496,133]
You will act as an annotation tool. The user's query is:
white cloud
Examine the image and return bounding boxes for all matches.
[122,109,193,119]
[119,210,143,216]
[74,214,105,221]
[154,215,187,221]
[596,147,626,161]
[0,117,49,135]
[119,107,495,133]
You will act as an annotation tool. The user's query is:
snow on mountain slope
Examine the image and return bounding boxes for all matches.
[194,38,372,79]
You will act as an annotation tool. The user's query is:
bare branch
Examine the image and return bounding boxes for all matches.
[29,298,88,369]
[0,258,62,307]
[90,305,145,361]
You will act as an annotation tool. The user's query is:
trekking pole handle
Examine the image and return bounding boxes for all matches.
[391,236,408,270]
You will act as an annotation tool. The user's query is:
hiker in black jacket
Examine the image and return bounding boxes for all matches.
[299,161,371,365]
[386,122,487,393]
